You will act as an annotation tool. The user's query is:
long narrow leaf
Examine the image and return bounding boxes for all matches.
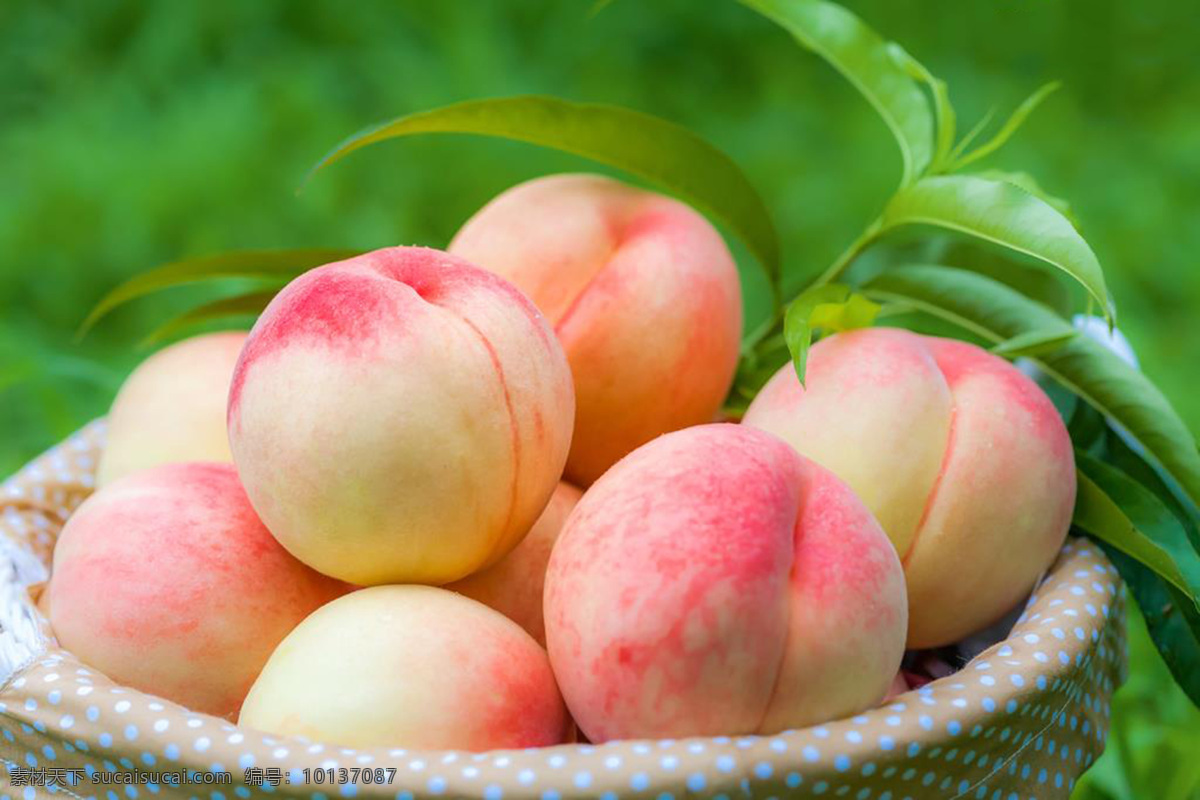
[887,43,955,172]
[950,82,1061,171]
[309,95,781,301]
[879,175,1112,321]
[1074,453,1200,610]
[737,0,934,184]
[863,265,1200,516]
[1102,547,1200,708]
[79,248,358,337]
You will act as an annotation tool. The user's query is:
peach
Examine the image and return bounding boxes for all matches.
[447,481,582,645]
[742,328,1075,648]
[97,331,246,486]
[544,424,906,742]
[228,246,574,585]
[450,174,743,485]
[46,462,347,719]
[238,585,568,750]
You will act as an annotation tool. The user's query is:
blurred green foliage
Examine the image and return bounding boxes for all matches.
[1,1,1197,796]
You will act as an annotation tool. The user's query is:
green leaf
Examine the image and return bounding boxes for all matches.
[1102,425,1200,550]
[783,284,879,385]
[141,289,278,346]
[896,235,1074,318]
[863,265,1200,516]
[949,81,1061,171]
[878,175,1113,321]
[886,43,955,171]
[989,328,1076,358]
[737,0,934,184]
[309,95,781,302]
[79,248,358,338]
[1074,452,1200,611]
[971,169,1079,230]
[1102,546,1200,708]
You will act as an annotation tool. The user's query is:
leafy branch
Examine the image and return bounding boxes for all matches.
[735,0,1112,388]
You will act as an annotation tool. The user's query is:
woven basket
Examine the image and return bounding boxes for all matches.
[1,421,1127,799]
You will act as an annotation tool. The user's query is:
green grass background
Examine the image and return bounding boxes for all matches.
[1,1,1197,796]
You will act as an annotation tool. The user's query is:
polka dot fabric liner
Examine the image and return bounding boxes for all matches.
[1,422,1129,800]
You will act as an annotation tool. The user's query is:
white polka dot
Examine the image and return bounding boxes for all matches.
[194,737,211,752]
[114,700,131,713]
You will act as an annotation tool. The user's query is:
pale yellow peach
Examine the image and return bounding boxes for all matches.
[227,246,574,585]
[238,585,568,750]
[97,331,246,486]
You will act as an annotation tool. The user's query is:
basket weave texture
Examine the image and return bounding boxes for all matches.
[0,421,1128,799]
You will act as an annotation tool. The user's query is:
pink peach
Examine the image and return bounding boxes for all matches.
[450,174,743,485]
[227,246,574,585]
[47,462,348,719]
[238,585,568,750]
[448,481,582,645]
[544,424,907,741]
[743,328,1075,647]
[97,331,246,486]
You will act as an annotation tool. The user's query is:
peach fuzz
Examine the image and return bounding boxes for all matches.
[448,481,582,645]
[543,424,907,742]
[228,246,574,586]
[239,585,568,750]
[450,173,743,486]
[742,327,1075,648]
[97,331,247,487]
[46,462,348,719]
